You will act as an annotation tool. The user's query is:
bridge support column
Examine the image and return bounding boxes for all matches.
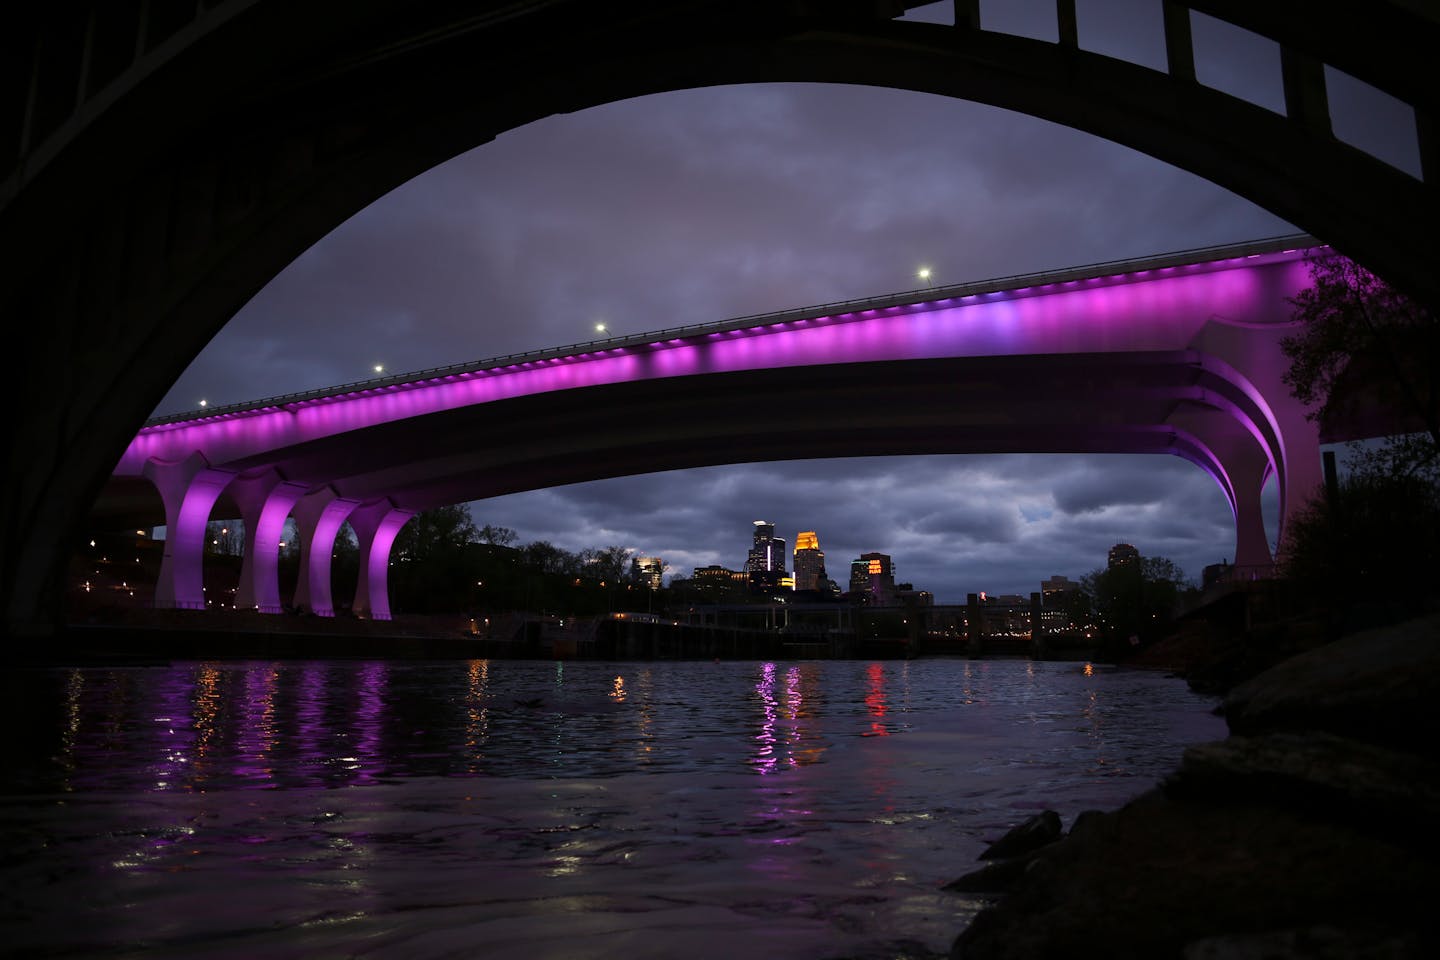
[1193,323,1326,557]
[291,488,358,617]
[348,499,414,621]
[1176,408,1277,573]
[143,452,235,610]
[1225,453,1276,575]
[230,470,310,614]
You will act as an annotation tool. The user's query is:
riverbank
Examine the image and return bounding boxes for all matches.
[48,607,1096,665]
[947,613,1440,958]
[42,608,479,665]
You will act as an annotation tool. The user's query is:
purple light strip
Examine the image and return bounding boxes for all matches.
[117,243,1320,475]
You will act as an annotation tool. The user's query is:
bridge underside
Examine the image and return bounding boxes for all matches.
[88,353,1294,618]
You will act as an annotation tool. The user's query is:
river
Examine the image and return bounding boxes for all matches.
[2,657,1225,958]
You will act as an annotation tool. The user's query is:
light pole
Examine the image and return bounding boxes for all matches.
[917,267,935,289]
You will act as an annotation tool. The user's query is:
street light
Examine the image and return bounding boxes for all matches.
[917,267,935,289]
[374,363,385,375]
[595,322,607,335]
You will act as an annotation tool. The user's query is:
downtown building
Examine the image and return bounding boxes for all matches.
[746,521,789,593]
[631,556,664,591]
[849,552,897,606]
[792,531,827,593]
[1108,543,1140,569]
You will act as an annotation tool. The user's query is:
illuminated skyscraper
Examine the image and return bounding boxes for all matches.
[633,556,664,590]
[850,552,896,605]
[746,520,787,592]
[793,530,827,592]
[1108,543,1140,570]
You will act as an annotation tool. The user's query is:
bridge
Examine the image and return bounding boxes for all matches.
[93,235,1344,621]
[5,2,1435,635]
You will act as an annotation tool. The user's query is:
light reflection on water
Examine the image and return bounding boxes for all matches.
[3,658,1224,959]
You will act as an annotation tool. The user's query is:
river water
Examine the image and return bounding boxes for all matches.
[2,657,1224,959]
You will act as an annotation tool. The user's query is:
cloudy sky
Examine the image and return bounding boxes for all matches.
[154,2,1416,601]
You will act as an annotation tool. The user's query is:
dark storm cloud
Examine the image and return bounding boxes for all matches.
[150,4,1411,599]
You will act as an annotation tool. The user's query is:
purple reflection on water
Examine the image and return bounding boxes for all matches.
[233,664,278,786]
[753,662,779,775]
[292,662,328,786]
[352,662,388,785]
[149,665,197,792]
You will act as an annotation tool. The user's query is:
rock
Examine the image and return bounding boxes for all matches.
[1170,732,1440,843]
[949,787,1439,959]
[944,852,1041,894]
[978,810,1062,860]
[1181,924,1422,959]
[1223,614,1440,757]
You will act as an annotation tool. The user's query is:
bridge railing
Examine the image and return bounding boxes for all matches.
[143,232,1318,428]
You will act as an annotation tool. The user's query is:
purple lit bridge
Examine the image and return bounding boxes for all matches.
[101,236,1347,620]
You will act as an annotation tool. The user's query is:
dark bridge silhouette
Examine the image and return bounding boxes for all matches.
[4,2,1434,634]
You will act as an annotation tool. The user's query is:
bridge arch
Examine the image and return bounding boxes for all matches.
[5,2,1433,632]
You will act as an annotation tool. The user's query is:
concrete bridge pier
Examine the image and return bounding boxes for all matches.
[1192,321,1326,551]
[1172,408,1278,573]
[229,470,311,614]
[291,488,359,618]
[143,452,236,611]
[348,499,414,622]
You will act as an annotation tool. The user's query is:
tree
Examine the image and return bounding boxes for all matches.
[1081,556,1190,649]
[520,540,579,577]
[393,504,479,561]
[581,545,633,584]
[1282,468,1440,623]
[205,519,243,556]
[389,505,479,613]
[1282,253,1440,479]
[477,524,518,546]
[1279,254,1440,623]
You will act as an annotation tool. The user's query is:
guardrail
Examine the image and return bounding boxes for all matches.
[144,232,1319,428]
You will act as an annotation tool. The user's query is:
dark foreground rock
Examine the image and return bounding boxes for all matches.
[1223,614,1440,758]
[948,615,1440,959]
[978,810,1062,861]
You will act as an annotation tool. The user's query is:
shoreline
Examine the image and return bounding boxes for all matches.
[946,613,1440,959]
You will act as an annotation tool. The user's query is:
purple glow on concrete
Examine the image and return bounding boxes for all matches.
[231,471,309,614]
[120,253,1315,473]
[350,500,413,621]
[292,489,359,618]
[115,248,1323,618]
[144,453,235,610]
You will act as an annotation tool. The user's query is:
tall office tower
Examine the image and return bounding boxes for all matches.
[793,531,827,592]
[746,520,788,592]
[1108,543,1140,570]
[849,558,870,597]
[852,551,897,605]
[632,556,664,591]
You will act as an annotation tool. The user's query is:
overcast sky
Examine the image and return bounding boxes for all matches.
[155,2,1417,601]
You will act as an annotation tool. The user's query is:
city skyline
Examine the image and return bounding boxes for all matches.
[643,518,1154,607]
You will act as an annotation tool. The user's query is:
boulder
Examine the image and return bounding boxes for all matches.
[1170,732,1440,842]
[950,787,1438,959]
[978,810,1062,861]
[1223,614,1440,757]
